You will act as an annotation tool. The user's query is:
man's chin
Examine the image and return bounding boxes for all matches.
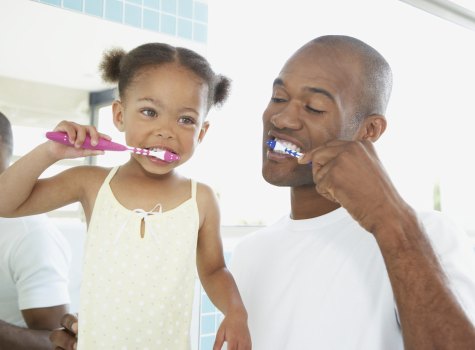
[262,162,314,187]
[262,170,309,187]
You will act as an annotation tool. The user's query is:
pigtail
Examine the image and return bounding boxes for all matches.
[212,75,232,107]
[99,48,126,83]
[97,43,231,111]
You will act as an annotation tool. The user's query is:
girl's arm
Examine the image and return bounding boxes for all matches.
[0,121,106,217]
[196,183,251,349]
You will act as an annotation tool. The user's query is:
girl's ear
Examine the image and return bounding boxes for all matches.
[198,121,210,143]
[356,115,387,142]
[112,100,125,132]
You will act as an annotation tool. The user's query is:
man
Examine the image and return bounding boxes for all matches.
[231,35,475,349]
[0,112,72,349]
[50,35,475,349]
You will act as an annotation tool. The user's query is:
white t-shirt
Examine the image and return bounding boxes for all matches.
[231,208,475,350]
[0,214,71,327]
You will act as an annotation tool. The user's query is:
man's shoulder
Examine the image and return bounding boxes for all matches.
[0,215,57,248]
[417,209,465,236]
[19,215,67,243]
[232,218,286,255]
[4,215,71,263]
[416,209,475,256]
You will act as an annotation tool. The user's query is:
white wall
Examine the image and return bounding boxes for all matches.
[0,0,207,91]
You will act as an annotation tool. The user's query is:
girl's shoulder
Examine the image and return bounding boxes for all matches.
[195,181,219,210]
[194,181,216,199]
[65,166,114,221]
[172,175,214,198]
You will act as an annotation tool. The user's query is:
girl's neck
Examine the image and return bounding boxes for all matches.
[110,160,190,213]
[120,157,178,182]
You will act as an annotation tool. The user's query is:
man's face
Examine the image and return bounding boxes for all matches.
[262,43,362,187]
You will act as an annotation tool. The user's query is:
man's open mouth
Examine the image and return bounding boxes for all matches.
[270,137,302,154]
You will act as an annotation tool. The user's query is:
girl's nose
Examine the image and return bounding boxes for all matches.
[154,119,174,139]
[156,130,173,139]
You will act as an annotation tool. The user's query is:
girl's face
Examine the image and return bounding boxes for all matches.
[113,62,209,175]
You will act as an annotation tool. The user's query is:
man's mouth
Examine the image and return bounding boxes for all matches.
[269,137,302,155]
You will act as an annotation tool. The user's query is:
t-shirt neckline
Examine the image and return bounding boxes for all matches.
[283,207,349,231]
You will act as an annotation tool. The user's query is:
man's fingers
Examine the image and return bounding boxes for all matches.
[298,141,345,166]
[49,328,77,350]
[60,313,78,334]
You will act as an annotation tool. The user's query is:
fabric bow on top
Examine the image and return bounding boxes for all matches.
[114,203,162,244]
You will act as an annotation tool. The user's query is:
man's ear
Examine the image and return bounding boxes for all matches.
[356,115,387,142]
[112,100,125,132]
[198,121,210,143]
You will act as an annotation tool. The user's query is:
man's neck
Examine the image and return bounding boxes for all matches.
[290,185,341,220]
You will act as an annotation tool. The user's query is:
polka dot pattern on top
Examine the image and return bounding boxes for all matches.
[78,167,199,349]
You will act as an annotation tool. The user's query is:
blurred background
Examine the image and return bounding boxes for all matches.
[1,0,474,231]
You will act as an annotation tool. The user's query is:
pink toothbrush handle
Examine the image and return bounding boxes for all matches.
[45,131,127,151]
[46,131,179,162]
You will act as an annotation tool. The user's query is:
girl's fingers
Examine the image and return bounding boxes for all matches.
[52,121,110,151]
[86,126,101,146]
[74,126,89,148]
[53,121,77,145]
[98,131,112,140]
[213,328,225,350]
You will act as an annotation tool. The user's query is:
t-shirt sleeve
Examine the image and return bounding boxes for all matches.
[420,211,475,325]
[10,218,72,310]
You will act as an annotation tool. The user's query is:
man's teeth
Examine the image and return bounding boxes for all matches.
[273,138,301,154]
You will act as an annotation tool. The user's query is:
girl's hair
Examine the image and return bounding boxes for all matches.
[0,112,13,157]
[99,43,231,111]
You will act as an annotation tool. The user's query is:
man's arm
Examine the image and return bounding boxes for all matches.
[0,305,68,350]
[376,209,475,350]
[300,139,475,349]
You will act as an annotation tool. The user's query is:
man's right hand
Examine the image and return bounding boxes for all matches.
[50,313,78,350]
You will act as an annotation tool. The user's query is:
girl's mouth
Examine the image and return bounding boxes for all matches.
[144,147,180,162]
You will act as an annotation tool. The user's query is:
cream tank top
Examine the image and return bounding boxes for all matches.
[78,167,199,350]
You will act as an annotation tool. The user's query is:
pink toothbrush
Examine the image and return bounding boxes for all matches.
[46,131,180,162]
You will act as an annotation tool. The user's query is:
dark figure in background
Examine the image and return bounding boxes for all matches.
[0,111,71,350]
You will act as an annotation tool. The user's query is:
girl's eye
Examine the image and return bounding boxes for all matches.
[271,97,287,103]
[141,109,157,118]
[178,116,196,125]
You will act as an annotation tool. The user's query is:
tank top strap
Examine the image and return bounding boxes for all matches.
[104,166,120,184]
[191,180,197,199]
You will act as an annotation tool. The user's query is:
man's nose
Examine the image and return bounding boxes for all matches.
[270,103,302,129]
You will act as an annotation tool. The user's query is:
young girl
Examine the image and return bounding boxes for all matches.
[0,43,251,349]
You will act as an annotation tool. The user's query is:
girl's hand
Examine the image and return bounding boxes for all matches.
[48,120,111,160]
[213,310,251,350]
